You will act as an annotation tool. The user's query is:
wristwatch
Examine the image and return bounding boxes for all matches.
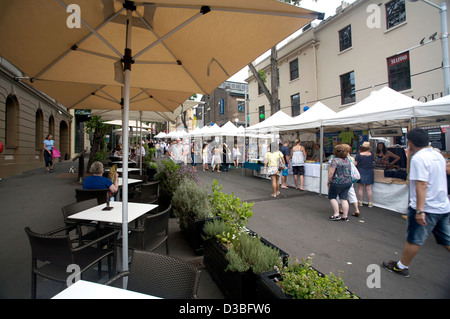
[416,210,425,215]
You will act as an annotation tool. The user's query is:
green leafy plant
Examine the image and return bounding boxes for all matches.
[172,178,214,223]
[203,219,238,246]
[203,219,281,275]
[208,180,254,230]
[154,160,198,197]
[226,233,281,275]
[275,254,357,299]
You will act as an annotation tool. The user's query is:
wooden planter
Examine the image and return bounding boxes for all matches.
[203,231,289,299]
[180,215,220,255]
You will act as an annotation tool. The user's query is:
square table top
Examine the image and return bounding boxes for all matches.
[52,280,160,299]
[117,178,143,186]
[68,201,158,224]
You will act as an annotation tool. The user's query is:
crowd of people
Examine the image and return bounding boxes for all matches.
[79,128,449,279]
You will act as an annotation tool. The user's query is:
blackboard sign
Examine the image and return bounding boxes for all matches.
[426,128,445,150]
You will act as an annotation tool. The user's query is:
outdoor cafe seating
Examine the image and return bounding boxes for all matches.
[25,225,118,299]
[120,204,171,254]
[105,250,200,299]
[75,188,110,204]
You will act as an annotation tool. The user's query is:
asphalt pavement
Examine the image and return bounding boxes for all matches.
[0,159,449,299]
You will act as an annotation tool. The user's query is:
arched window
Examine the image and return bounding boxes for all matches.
[48,115,55,137]
[5,95,19,148]
[35,109,44,149]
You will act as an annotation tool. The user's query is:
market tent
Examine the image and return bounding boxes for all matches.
[154,131,167,138]
[412,94,450,126]
[322,86,422,129]
[279,101,337,131]
[205,124,222,137]
[220,121,243,136]
[246,110,296,133]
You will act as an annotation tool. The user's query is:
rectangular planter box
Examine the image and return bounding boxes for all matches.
[257,270,290,299]
[180,215,220,255]
[257,268,359,299]
[203,230,289,299]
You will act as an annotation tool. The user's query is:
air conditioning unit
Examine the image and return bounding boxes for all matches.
[370,127,404,137]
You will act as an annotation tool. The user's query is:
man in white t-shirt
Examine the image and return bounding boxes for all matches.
[168,138,183,165]
[382,128,450,277]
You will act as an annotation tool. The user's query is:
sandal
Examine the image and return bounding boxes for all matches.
[271,193,277,197]
[352,212,360,217]
[328,215,341,221]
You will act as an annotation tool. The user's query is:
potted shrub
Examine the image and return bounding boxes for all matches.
[154,160,198,209]
[203,218,288,299]
[172,178,217,255]
[208,180,254,229]
[257,254,358,299]
[145,161,158,181]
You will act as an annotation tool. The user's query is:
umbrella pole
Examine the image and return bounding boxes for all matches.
[319,125,324,196]
[121,7,134,289]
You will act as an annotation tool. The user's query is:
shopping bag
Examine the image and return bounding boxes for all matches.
[350,162,360,183]
[52,148,61,158]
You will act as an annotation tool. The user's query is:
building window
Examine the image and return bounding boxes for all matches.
[5,95,18,148]
[339,25,352,52]
[387,52,411,91]
[289,58,299,81]
[291,93,300,116]
[35,109,44,149]
[259,105,265,122]
[48,115,55,137]
[258,83,263,95]
[340,71,356,105]
[386,0,406,29]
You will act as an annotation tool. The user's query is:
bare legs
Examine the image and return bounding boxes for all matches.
[330,199,349,218]
[358,184,373,204]
[270,174,280,197]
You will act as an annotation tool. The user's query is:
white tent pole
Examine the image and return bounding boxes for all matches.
[319,125,324,196]
[121,7,133,288]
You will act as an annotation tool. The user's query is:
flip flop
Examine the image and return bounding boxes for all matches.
[352,212,360,217]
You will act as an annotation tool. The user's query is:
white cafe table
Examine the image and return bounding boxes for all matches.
[68,201,158,224]
[52,280,160,299]
[118,177,142,186]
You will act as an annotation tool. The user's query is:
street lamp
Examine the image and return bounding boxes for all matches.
[409,0,449,95]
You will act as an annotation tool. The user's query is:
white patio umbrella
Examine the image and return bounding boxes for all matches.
[0,0,319,285]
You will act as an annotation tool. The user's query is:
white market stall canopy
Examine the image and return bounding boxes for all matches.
[246,110,295,133]
[321,86,423,130]
[279,101,337,132]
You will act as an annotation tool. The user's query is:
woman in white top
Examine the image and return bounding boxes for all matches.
[290,139,306,190]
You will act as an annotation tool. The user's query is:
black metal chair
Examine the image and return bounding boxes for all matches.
[25,226,118,299]
[105,250,200,299]
[130,181,159,204]
[123,204,171,255]
[128,174,148,199]
[61,199,100,244]
[75,188,109,204]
